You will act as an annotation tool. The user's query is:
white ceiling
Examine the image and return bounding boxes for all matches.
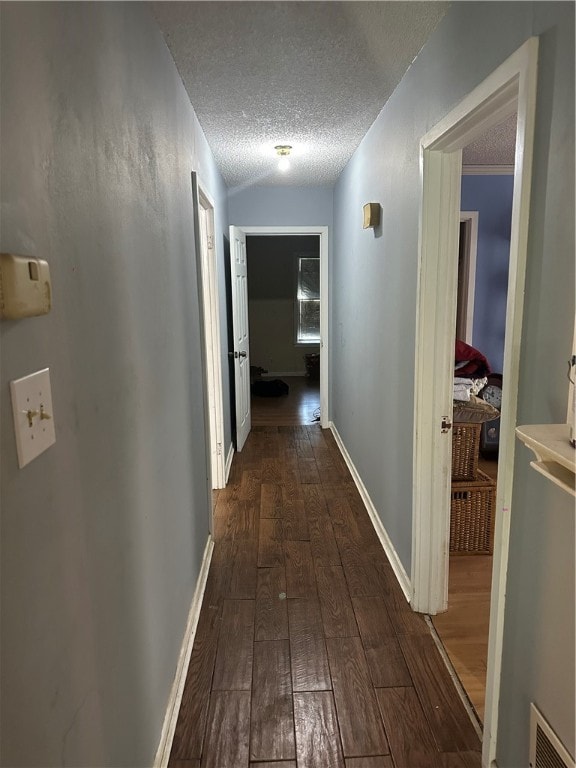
[153,2,515,188]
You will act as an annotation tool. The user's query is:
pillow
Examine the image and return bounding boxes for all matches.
[453,394,500,424]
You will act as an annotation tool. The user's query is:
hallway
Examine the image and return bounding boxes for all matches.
[169,426,481,767]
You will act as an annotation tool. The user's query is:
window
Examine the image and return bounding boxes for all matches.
[296,256,320,343]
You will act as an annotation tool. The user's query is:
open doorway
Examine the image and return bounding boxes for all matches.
[411,38,538,766]
[228,225,329,445]
[247,235,321,427]
[432,149,516,725]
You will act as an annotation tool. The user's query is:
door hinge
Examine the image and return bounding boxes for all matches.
[441,417,452,433]
[207,234,214,250]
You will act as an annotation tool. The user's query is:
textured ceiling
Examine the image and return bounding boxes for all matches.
[153,1,450,187]
[462,112,517,167]
[154,3,516,187]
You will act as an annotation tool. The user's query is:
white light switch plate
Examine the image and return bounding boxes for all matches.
[10,368,56,468]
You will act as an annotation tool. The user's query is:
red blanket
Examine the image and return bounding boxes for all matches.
[455,339,491,377]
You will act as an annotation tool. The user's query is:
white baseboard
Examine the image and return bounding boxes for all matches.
[225,443,234,483]
[329,421,412,603]
[154,536,214,768]
[262,371,307,378]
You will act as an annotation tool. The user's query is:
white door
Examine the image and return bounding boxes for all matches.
[229,225,251,451]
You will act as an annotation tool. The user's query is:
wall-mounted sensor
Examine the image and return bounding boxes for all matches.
[0,253,52,319]
[363,203,381,229]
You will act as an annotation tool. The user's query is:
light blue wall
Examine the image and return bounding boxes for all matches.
[228,185,333,228]
[332,3,574,765]
[0,3,227,766]
[461,174,515,372]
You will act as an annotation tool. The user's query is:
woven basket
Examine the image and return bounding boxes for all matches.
[451,422,481,480]
[450,470,496,554]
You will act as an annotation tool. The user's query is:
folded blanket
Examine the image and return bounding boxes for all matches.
[453,377,487,402]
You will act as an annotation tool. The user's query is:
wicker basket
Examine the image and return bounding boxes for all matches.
[451,422,481,480]
[450,470,496,554]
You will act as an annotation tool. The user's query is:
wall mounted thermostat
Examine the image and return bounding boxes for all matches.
[0,253,52,319]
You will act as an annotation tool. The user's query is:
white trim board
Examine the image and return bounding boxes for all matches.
[236,226,330,429]
[412,37,539,768]
[193,174,227,491]
[225,443,234,484]
[154,536,214,768]
[329,421,411,602]
[462,164,515,175]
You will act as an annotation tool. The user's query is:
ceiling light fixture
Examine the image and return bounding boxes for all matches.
[275,144,292,172]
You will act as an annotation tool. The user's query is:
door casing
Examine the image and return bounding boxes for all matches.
[192,174,226,492]
[233,225,330,429]
[411,38,538,767]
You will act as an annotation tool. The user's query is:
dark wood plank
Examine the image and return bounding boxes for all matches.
[301,484,328,518]
[281,471,304,500]
[295,438,314,458]
[284,540,316,598]
[212,600,255,691]
[436,752,482,767]
[352,596,412,687]
[293,692,345,768]
[381,579,429,636]
[316,566,358,638]
[400,634,481,752]
[260,483,283,518]
[287,598,331,692]
[258,518,284,567]
[170,603,221,759]
[250,763,297,768]
[337,537,388,597]
[308,514,341,567]
[250,640,295,761]
[201,691,250,768]
[279,446,299,471]
[169,760,201,768]
[326,636,389,757]
[318,460,347,485]
[203,541,233,607]
[256,566,286,599]
[282,499,309,541]
[345,759,394,768]
[255,597,289,641]
[228,542,258,599]
[376,687,439,768]
[261,457,283,483]
[239,469,262,502]
[299,457,321,484]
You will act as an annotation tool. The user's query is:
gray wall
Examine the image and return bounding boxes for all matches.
[0,3,228,766]
[332,2,574,765]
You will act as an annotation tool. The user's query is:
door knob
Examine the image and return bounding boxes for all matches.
[239,351,247,358]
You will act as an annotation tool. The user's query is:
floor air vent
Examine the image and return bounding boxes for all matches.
[530,704,575,768]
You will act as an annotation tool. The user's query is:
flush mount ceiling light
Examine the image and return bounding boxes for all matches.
[275,144,292,172]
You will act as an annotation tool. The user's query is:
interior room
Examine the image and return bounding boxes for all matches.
[1,3,574,768]
[431,119,516,724]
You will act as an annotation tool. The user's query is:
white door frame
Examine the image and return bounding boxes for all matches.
[192,174,226,490]
[411,38,538,767]
[235,225,329,428]
[458,211,479,345]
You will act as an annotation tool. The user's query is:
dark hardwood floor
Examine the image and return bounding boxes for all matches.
[251,376,320,427]
[169,422,482,767]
